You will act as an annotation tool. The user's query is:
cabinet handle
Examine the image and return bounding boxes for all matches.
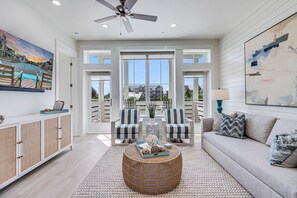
[17,155,23,159]
[17,141,23,144]
[58,138,62,140]
[59,127,63,130]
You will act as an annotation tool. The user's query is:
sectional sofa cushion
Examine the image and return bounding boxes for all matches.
[212,112,237,131]
[203,132,297,198]
[266,119,297,146]
[270,131,297,168]
[244,113,277,144]
[218,113,245,139]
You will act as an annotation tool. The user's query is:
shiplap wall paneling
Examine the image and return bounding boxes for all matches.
[220,0,297,120]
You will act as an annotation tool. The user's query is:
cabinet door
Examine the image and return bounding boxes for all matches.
[60,115,71,149]
[44,118,58,158]
[0,127,16,185]
[20,121,41,172]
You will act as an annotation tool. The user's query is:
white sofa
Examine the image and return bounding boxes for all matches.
[201,113,297,198]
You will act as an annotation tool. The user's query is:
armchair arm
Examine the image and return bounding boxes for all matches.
[185,117,192,123]
[111,118,120,146]
[162,118,167,142]
[185,118,194,145]
[138,118,143,139]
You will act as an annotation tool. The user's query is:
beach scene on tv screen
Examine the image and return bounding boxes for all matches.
[0,29,53,90]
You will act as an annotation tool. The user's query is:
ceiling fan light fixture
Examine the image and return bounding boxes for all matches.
[171,23,177,28]
[102,24,108,28]
[51,0,61,6]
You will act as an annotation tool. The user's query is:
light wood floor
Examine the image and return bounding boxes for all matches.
[0,133,201,198]
[0,134,110,198]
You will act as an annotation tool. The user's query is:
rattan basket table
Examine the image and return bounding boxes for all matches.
[122,143,182,195]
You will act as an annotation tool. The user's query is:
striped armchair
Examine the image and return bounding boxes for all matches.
[111,109,143,145]
[162,109,194,145]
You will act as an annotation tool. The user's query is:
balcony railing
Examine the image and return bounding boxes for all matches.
[91,99,110,123]
[91,99,204,123]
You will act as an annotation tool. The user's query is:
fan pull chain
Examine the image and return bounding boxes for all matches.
[120,18,122,36]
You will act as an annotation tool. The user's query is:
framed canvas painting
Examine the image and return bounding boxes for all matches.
[0,29,53,92]
[245,12,297,107]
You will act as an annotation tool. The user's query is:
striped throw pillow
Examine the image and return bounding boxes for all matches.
[270,130,297,168]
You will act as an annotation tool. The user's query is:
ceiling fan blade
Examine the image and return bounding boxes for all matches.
[94,15,118,23]
[125,0,137,10]
[122,17,133,33]
[96,0,116,11]
[130,13,158,22]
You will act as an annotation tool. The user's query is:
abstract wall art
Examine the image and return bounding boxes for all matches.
[245,12,297,107]
[0,29,53,92]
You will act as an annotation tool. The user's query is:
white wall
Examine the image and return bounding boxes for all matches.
[77,39,220,135]
[0,1,76,118]
[220,0,297,120]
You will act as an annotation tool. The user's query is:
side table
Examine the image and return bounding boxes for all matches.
[146,123,159,138]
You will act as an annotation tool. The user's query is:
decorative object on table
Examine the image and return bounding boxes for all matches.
[217,113,246,139]
[0,28,53,92]
[270,130,297,168]
[164,143,172,149]
[53,101,64,110]
[0,115,4,124]
[212,88,230,113]
[245,12,297,108]
[145,134,158,148]
[135,140,169,159]
[147,103,156,124]
[146,123,159,138]
[40,100,68,114]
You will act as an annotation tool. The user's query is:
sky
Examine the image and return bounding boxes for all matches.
[0,29,53,63]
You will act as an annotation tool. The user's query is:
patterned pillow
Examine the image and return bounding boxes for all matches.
[218,113,246,139]
[270,130,297,168]
[212,112,237,131]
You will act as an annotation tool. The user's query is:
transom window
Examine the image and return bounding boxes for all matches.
[121,52,174,116]
[183,49,211,64]
[83,50,111,64]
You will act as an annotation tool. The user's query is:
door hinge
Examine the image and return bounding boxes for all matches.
[70,105,73,109]
[70,84,73,87]
[70,62,73,67]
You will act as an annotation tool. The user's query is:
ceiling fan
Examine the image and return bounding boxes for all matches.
[94,0,158,33]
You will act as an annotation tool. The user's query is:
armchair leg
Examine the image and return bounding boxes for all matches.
[162,121,167,142]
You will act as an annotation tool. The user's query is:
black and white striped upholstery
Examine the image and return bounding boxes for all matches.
[115,109,139,139]
[165,109,190,139]
[116,124,139,139]
[120,109,139,124]
[166,124,191,138]
[165,109,185,124]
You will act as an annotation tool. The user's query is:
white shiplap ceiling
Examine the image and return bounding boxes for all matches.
[23,0,267,40]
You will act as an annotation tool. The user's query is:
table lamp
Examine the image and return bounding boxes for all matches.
[211,89,230,113]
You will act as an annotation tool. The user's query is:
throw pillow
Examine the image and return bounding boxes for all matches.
[218,113,246,139]
[213,112,237,131]
[270,130,297,168]
[266,120,297,146]
[244,113,277,144]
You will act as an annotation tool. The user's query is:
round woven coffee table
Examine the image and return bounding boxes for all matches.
[122,144,182,195]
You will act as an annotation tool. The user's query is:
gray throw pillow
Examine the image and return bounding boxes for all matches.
[244,113,277,144]
[218,113,246,139]
[270,130,297,168]
[213,112,236,131]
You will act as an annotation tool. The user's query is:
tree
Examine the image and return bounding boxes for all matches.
[92,87,98,99]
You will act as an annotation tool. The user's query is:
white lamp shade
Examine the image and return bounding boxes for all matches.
[212,89,230,100]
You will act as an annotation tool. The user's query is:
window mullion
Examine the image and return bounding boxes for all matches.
[146,55,150,114]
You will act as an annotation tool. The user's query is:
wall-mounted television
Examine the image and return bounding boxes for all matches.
[0,29,53,92]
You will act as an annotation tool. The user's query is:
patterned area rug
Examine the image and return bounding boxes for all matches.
[72,143,252,197]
